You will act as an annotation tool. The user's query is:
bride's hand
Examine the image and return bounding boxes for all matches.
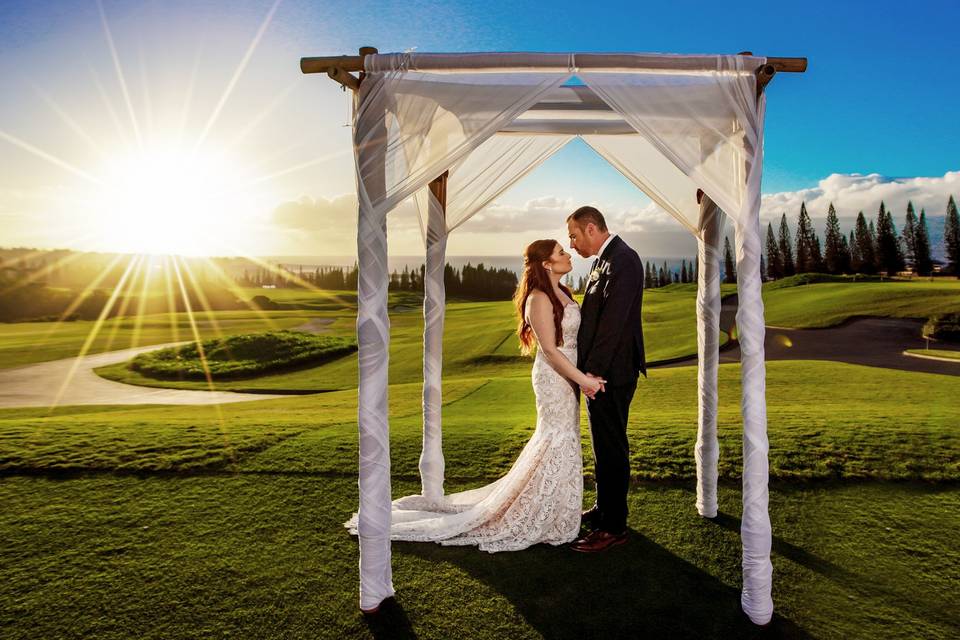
[580,374,606,399]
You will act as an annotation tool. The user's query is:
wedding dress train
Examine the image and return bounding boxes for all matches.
[345,303,583,552]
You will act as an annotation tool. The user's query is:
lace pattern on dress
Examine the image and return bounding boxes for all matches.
[345,303,584,552]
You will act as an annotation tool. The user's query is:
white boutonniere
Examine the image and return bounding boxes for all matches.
[589,262,610,283]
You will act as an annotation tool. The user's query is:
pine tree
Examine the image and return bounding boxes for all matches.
[760,253,767,282]
[915,209,934,276]
[794,202,815,273]
[945,195,960,275]
[723,235,736,283]
[854,212,877,274]
[765,221,783,279]
[680,260,688,284]
[778,213,795,276]
[902,201,918,272]
[875,201,904,276]
[839,234,852,274]
[658,264,666,288]
[824,203,845,274]
[812,231,825,272]
[849,230,861,272]
[644,262,652,289]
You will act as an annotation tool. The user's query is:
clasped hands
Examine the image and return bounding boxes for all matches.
[579,372,607,399]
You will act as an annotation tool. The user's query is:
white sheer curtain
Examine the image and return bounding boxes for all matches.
[581,133,701,235]
[352,60,571,611]
[579,55,766,225]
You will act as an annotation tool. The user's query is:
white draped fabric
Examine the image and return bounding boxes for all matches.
[348,51,773,624]
[419,188,447,503]
[695,196,724,519]
[733,93,773,622]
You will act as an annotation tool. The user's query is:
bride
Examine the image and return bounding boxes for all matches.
[345,239,605,552]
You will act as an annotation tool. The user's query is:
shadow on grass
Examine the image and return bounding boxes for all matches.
[712,510,957,630]
[397,530,811,640]
[363,597,417,640]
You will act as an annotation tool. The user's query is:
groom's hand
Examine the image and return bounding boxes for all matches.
[581,373,606,399]
[588,373,606,394]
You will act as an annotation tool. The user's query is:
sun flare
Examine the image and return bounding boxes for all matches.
[90,145,259,256]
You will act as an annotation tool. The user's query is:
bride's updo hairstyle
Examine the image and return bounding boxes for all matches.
[513,239,573,356]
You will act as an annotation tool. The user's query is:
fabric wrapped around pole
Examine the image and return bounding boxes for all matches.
[733,92,773,625]
[420,188,447,502]
[695,196,724,518]
[353,77,394,611]
[351,57,572,608]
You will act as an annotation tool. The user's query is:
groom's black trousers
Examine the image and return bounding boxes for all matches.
[585,380,636,533]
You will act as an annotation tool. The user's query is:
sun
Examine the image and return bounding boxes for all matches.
[91,145,259,256]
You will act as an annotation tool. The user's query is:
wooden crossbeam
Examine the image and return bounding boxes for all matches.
[301,51,807,75]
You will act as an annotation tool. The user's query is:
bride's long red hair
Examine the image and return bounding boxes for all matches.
[514,239,573,356]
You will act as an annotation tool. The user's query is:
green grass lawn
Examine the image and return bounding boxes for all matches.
[761,279,960,328]
[2,281,959,638]
[1,361,958,637]
[2,475,956,640]
[91,287,726,392]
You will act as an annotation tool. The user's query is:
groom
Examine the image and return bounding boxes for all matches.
[566,206,646,553]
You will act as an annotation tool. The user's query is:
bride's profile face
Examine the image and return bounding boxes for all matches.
[544,242,573,275]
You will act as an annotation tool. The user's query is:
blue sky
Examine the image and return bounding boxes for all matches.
[1,0,957,257]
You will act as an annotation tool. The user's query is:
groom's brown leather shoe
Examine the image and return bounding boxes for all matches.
[570,529,628,553]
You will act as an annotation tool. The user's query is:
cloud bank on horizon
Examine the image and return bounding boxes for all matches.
[270,170,959,259]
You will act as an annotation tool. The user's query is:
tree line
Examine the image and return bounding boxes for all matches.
[240,262,519,300]
[721,196,960,282]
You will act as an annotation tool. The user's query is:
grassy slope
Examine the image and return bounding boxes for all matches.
[3,361,957,481]
[762,280,960,328]
[93,287,724,392]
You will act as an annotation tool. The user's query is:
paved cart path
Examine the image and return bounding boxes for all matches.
[0,343,288,408]
[659,295,960,377]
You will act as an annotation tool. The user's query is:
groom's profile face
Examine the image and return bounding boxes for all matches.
[567,220,596,258]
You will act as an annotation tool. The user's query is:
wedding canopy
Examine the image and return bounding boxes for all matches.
[301,49,806,625]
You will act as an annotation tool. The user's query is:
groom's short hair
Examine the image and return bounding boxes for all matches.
[567,206,608,232]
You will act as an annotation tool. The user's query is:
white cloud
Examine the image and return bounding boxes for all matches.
[760,170,960,226]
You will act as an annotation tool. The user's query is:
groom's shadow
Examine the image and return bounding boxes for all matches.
[397,528,811,639]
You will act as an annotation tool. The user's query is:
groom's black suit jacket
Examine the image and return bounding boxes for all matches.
[577,235,646,385]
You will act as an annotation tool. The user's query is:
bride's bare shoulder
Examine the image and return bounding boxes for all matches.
[525,290,552,317]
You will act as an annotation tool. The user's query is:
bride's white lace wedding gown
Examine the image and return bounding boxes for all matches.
[345,302,583,552]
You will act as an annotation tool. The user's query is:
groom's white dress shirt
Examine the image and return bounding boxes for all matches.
[595,233,617,259]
